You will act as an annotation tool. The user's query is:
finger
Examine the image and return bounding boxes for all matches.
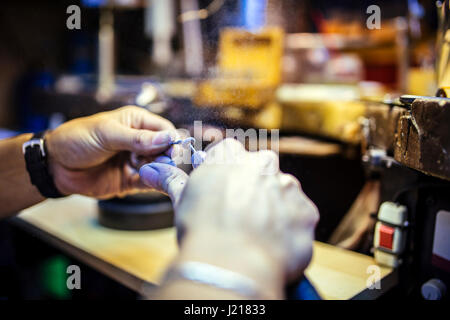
[251,150,279,175]
[118,106,175,131]
[107,124,178,155]
[127,172,150,191]
[166,130,189,163]
[138,111,175,131]
[278,173,301,191]
[279,173,320,227]
[154,155,176,166]
[139,162,189,207]
[204,138,246,165]
[129,154,177,173]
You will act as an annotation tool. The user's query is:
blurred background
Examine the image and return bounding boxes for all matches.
[0,0,437,132]
[0,0,446,299]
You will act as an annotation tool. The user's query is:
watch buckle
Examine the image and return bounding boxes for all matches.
[22,138,46,157]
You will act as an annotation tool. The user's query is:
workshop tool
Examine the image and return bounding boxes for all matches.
[170,137,207,169]
[170,137,197,156]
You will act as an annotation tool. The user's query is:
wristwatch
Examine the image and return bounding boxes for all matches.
[22,131,64,198]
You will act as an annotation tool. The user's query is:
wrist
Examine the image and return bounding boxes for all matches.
[176,228,285,299]
[0,134,46,215]
[44,131,71,196]
[20,131,65,199]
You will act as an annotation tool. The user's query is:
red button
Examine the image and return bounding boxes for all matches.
[379,224,395,250]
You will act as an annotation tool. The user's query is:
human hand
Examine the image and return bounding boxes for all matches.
[139,139,319,288]
[46,106,177,198]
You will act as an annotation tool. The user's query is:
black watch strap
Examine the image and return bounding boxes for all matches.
[23,131,64,198]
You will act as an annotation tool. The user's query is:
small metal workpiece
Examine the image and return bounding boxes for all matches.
[171,137,206,169]
[171,137,196,153]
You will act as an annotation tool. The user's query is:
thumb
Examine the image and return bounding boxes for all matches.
[139,162,188,208]
[106,124,177,155]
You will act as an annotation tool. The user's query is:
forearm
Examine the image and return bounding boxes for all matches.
[0,134,45,218]
[155,229,285,300]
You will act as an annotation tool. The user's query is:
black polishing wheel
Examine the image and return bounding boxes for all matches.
[97,192,174,231]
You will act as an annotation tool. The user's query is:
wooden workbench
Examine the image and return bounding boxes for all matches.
[13,195,396,300]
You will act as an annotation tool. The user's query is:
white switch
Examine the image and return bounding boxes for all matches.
[378,202,407,226]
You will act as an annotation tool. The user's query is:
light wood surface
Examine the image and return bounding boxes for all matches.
[15,195,395,299]
[306,242,395,300]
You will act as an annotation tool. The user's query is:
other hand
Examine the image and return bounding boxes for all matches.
[139,139,319,286]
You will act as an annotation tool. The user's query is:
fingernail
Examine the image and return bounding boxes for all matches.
[152,131,172,146]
